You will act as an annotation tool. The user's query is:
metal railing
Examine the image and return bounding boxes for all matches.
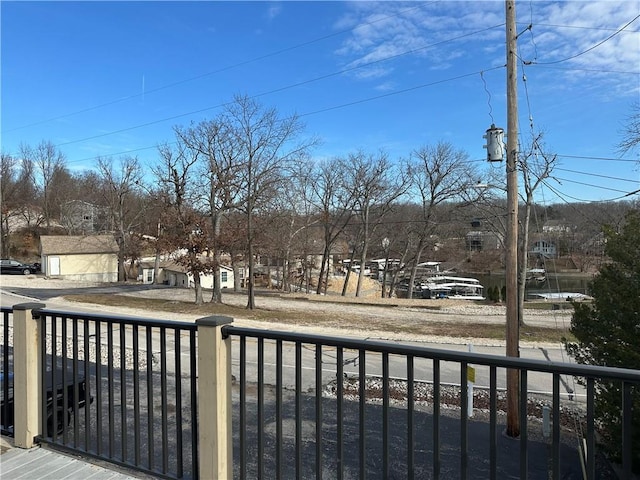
[0,307,13,436]
[2,303,639,479]
[41,308,199,479]
[223,325,640,479]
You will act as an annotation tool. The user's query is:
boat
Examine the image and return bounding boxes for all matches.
[421,275,485,300]
[395,261,485,300]
[526,268,546,283]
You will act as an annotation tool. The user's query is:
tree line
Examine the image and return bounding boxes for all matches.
[1,95,636,308]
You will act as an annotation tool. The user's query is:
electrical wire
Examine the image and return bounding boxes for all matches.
[542,178,639,203]
[554,167,638,184]
[480,71,495,125]
[532,14,640,66]
[47,24,504,150]
[555,154,638,163]
[532,183,585,444]
[530,65,639,76]
[54,60,505,151]
[552,177,630,194]
[5,2,436,134]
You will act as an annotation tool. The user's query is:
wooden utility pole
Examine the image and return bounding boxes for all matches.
[505,0,520,438]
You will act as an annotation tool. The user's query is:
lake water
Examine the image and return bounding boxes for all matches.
[466,273,593,297]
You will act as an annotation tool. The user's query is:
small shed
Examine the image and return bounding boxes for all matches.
[158,261,234,289]
[39,235,119,282]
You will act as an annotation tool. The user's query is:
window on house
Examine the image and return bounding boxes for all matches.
[221,271,228,283]
[147,270,153,282]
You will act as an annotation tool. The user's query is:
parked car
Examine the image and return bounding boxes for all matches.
[0,259,40,275]
[1,368,92,436]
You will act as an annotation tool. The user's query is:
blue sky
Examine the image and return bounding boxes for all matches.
[2,1,639,204]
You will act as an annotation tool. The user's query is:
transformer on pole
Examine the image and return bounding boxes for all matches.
[483,124,505,162]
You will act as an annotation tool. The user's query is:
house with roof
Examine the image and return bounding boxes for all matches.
[39,234,119,282]
[155,260,234,289]
[530,239,557,259]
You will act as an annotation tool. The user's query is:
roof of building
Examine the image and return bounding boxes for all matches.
[161,260,233,274]
[40,235,119,255]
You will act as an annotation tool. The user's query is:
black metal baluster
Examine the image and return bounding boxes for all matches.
[83,319,91,452]
[586,378,595,480]
[520,370,528,479]
[96,320,103,455]
[407,355,414,480]
[359,348,366,480]
[460,363,468,479]
[120,323,127,462]
[552,374,560,480]
[239,335,246,479]
[257,337,264,479]
[296,341,302,477]
[382,352,389,480]
[337,347,344,480]
[133,324,140,466]
[175,328,183,479]
[146,326,154,470]
[276,339,283,480]
[316,343,323,480]
[107,321,114,457]
[489,366,497,480]
[160,326,168,474]
[190,329,198,478]
[433,359,440,480]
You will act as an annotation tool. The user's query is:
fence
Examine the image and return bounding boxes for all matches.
[1,303,639,479]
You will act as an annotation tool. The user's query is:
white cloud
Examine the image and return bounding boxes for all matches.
[333,1,638,102]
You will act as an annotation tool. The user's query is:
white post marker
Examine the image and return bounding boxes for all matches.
[467,343,475,418]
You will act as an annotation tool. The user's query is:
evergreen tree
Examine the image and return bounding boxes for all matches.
[564,209,640,471]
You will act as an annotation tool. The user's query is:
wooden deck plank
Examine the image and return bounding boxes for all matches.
[0,445,135,480]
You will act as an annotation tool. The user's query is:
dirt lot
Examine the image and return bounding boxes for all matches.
[0,274,574,346]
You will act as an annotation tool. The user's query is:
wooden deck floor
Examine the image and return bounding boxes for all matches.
[1,436,141,479]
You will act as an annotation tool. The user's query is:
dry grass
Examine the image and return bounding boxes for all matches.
[64,293,574,343]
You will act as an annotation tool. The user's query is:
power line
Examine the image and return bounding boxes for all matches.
[299,66,504,119]
[554,167,638,184]
[552,176,629,194]
[532,14,640,66]
[55,50,505,150]
[5,2,435,134]
[555,154,638,163]
[531,65,639,76]
[542,178,639,203]
[524,21,640,34]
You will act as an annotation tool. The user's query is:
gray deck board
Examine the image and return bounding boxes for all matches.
[0,443,136,480]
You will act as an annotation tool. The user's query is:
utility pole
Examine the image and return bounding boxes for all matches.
[505,0,520,438]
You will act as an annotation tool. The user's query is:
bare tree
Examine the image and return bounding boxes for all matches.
[174,120,244,303]
[344,150,406,297]
[618,101,640,156]
[404,141,477,297]
[307,157,358,295]
[222,94,317,309]
[154,141,211,305]
[265,162,320,293]
[96,156,146,281]
[20,140,66,228]
[0,153,36,256]
[517,134,556,325]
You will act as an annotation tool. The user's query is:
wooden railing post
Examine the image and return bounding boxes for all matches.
[12,302,46,448]
[196,315,233,480]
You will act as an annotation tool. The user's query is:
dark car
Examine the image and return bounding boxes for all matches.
[1,368,92,436]
[0,259,40,275]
